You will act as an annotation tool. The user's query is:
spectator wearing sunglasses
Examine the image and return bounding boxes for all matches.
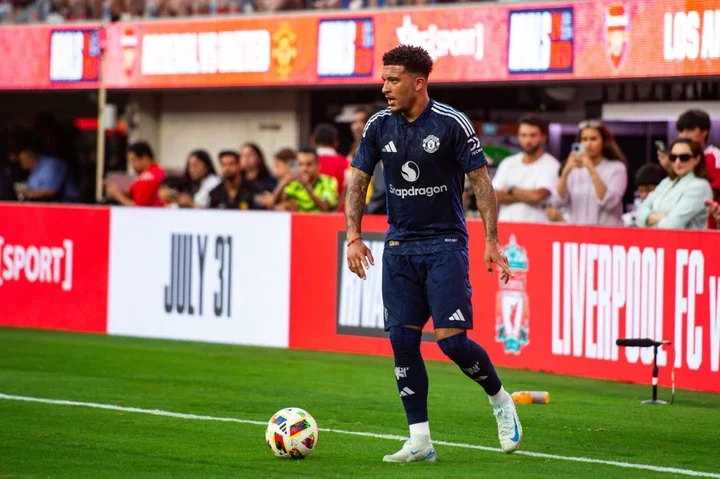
[658,109,720,228]
[636,138,712,230]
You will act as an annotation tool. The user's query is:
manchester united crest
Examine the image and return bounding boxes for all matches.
[495,235,530,355]
[422,135,440,154]
[605,3,629,71]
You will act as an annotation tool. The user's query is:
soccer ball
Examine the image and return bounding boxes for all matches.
[265,407,319,459]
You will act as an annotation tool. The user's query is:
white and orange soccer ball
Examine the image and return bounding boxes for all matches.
[265,407,319,459]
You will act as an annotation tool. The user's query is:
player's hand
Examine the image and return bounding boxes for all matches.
[485,240,512,284]
[347,239,374,280]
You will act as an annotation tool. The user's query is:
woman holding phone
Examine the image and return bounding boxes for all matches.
[636,138,712,230]
[553,119,628,226]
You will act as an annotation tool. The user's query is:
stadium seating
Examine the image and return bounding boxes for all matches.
[0,0,449,24]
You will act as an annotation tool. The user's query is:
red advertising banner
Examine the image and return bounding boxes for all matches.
[289,214,720,394]
[362,0,720,82]
[1,0,720,89]
[0,204,110,333]
[0,24,101,90]
[537,0,720,80]
[99,0,720,88]
[103,16,320,89]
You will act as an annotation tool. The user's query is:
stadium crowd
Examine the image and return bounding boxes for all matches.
[106,107,720,231]
[102,109,372,213]
[2,107,720,231]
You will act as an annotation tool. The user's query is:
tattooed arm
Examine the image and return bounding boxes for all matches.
[345,168,372,241]
[467,166,511,283]
[346,110,382,280]
[466,166,499,242]
[344,168,375,280]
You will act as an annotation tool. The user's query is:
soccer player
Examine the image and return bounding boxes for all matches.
[344,44,522,463]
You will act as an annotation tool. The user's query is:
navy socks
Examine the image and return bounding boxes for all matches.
[437,331,502,396]
[389,326,428,425]
[390,327,503,430]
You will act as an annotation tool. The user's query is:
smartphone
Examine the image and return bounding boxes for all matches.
[571,142,584,154]
[655,140,666,153]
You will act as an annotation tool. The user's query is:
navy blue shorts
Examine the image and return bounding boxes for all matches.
[382,250,473,332]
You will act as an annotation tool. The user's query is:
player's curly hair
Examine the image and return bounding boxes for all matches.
[382,45,433,77]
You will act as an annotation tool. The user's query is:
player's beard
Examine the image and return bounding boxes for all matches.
[392,102,411,116]
[386,95,405,114]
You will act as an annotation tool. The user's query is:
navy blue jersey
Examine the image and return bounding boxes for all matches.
[351,99,488,255]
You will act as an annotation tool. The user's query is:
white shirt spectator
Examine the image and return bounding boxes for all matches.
[194,174,221,208]
[492,152,560,223]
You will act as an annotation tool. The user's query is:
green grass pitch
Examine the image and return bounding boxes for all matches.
[1,327,719,478]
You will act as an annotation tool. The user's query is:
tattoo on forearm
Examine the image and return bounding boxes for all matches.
[345,168,372,238]
[467,166,499,242]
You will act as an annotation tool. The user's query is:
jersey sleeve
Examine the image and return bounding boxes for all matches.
[350,113,382,175]
[452,114,488,173]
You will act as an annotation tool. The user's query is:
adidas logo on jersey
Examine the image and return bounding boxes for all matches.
[449,309,466,322]
[382,141,398,153]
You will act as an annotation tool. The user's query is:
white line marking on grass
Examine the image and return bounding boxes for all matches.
[1,392,718,478]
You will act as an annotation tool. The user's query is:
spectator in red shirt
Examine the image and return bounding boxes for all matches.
[675,110,720,228]
[312,123,348,195]
[105,141,166,207]
[707,199,720,229]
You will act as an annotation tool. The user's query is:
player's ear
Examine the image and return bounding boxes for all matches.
[414,75,426,91]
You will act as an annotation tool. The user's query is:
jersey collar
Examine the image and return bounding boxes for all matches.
[397,99,434,127]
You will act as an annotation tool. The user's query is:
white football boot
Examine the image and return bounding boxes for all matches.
[382,435,437,463]
[493,394,523,453]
